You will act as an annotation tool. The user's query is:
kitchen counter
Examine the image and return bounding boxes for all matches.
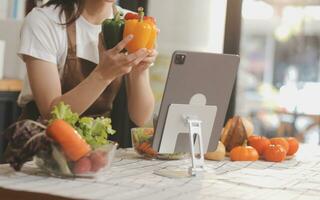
[0,145,320,200]
[0,79,22,92]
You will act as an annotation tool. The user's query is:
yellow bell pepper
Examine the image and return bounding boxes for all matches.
[123,7,157,53]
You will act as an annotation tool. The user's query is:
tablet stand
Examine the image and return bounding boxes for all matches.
[159,104,217,176]
[184,116,205,176]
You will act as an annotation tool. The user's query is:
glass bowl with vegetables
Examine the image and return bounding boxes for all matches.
[37,103,118,177]
[35,141,117,178]
[4,102,118,178]
[131,128,188,160]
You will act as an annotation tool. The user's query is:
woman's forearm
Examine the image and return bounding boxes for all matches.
[127,69,155,126]
[49,66,113,118]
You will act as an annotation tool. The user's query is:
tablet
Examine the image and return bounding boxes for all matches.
[152,51,239,153]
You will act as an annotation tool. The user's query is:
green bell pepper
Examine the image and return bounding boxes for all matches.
[102,12,124,50]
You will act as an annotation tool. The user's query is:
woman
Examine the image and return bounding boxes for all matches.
[18,0,157,147]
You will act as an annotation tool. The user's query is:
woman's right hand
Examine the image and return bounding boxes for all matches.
[96,33,148,80]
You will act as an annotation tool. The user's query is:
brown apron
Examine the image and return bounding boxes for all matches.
[62,16,122,117]
[19,7,135,147]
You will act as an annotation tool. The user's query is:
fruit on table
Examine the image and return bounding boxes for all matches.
[123,7,157,53]
[90,151,108,172]
[102,11,125,49]
[263,144,287,162]
[248,135,270,156]
[221,116,253,152]
[205,141,226,161]
[73,157,92,174]
[270,137,289,153]
[46,119,91,161]
[286,137,299,156]
[230,141,259,161]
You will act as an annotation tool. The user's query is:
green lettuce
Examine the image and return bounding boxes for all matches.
[50,102,79,126]
[50,102,116,148]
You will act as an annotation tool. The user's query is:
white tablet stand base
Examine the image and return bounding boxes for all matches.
[159,104,217,177]
[184,117,205,176]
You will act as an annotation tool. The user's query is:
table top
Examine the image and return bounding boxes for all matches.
[1,145,320,200]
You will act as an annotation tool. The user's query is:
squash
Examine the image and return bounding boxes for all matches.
[286,137,299,156]
[241,117,254,136]
[221,116,253,152]
[263,144,286,162]
[205,141,226,161]
[248,135,270,156]
[230,141,259,161]
[270,137,289,153]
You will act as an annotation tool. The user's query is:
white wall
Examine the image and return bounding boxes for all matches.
[0,19,25,79]
[148,0,227,54]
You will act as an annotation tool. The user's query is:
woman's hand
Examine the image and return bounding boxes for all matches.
[130,49,159,74]
[126,48,158,126]
[96,33,148,81]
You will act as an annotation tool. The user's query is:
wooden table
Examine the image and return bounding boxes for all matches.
[0,146,320,200]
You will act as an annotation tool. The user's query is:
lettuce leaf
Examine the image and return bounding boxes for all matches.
[77,117,116,149]
[50,102,79,126]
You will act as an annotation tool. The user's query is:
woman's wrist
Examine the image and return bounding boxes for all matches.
[129,68,149,81]
[92,65,114,85]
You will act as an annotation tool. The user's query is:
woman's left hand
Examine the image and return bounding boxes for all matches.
[131,49,158,74]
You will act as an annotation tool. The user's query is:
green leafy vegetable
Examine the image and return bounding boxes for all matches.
[50,102,79,126]
[50,102,116,149]
[77,117,116,149]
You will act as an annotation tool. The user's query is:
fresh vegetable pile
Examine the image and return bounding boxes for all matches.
[4,102,117,177]
[102,7,157,52]
[205,116,300,162]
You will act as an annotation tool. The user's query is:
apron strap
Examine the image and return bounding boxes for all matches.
[66,16,77,60]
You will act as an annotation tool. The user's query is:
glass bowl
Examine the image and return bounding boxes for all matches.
[131,128,188,160]
[35,142,118,178]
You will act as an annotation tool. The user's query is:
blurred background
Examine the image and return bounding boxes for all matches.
[237,0,320,144]
[0,0,319,147]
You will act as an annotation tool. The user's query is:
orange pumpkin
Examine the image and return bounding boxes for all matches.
[286,137,299,156]
[270,137,289,153]
[230,141,259,161]
[263,144,286,162]
[221,116,252,152]
[248,135,270,156]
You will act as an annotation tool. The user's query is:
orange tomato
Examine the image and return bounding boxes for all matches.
[230,145,259,161]
[286,137,299,156]
[270,137,289,153]
[248,135,270,156]
[264,144,286,162]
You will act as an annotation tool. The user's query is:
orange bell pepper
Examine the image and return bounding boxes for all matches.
[123,7,157,53]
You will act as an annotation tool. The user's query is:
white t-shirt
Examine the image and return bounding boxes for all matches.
[18,5,128,106]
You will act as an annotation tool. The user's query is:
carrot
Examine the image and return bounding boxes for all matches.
[47,119,91,161]
[138,142,157,156]
[139,142,150,152]
[145,148,157,156]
